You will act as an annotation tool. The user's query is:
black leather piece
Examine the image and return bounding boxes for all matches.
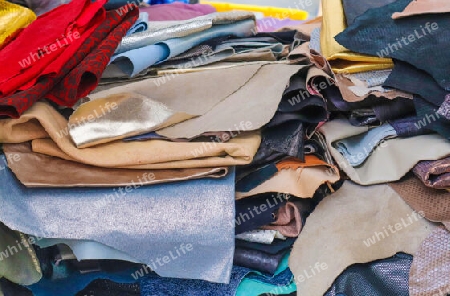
[233,247,289,275]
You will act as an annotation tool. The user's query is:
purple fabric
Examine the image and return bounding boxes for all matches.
[140,3,216,21]
[256,18,305,32]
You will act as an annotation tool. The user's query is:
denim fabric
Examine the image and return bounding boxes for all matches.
[389,115,434,138]
[342,0,397,26]
[372,98,415,122]
[111,19,255,77]
[236,164,279,193]
[140,266,250,296]
[324,253,412,296]
[234,248,289,275]
[383,60,448,107]
[27,267,141,296]
[334,123,397,167]
[235,193,288,234]
[336,0,450,90]
[235,238,296,255]
[0,156,236,283]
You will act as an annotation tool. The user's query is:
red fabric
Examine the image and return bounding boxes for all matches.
[0,0,106,96]
[0,8,138,118]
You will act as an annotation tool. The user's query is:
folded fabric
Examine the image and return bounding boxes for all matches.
[320,0,393,73]
[235,194,288,235]
[3,142,228,187]
[409,227,450,296]
[413,157,450,189]
[234,247,288,275]
[334,123,397,167]
[335,0,450,90]
[126,12,148,36]
[320,118,450,185]
[91,63,303,140]
[111,18,255,77]
[389,173,450,230]
[236,230,286,245]
[261,200,313,238]
[0,0,106,97]
[139,2,216,22]
[0,8,138,118]
[0,0,35,48]
[0,102,260,169]
[237,253,296,296]
[0,158,236,283]
[392,0,450,19]
[342,0,397,26]
[0,223,41,285]
[324,253,412,296]
[115,11,254,55]
[289,181,436,296]
[236,155,340,199]
[235,238,296,255]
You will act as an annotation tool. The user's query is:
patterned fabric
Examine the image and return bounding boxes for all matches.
[437,94,450,120]
[0,8,138,118]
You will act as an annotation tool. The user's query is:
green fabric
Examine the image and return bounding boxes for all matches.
[0,223,42,285]
[236,253,297,296]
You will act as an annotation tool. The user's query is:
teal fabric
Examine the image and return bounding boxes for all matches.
[236,253,296,296]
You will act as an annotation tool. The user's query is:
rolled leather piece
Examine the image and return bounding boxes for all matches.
[234,247,288,275]
[3,142,228,187]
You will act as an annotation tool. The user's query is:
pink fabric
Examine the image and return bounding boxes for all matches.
[140,3,216,21]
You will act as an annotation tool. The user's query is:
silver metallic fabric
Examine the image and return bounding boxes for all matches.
[235,230,286,245]
[115,11,255,55]
[68,92,192,148]
[0,155,236,284]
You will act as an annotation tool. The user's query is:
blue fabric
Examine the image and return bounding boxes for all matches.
[0,156,236,284]
[334,123,397,167]
[27,267,140,296]
[140,266,250,296]
[324,253,412,296]
[127,12,149,36]
[111,19,255,77]
[123,131,168,142]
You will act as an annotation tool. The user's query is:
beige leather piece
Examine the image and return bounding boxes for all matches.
[0,118,48,143]
[335,74,413,102]
[319,118,450,185]
[0,102,261,169]
[289,181,436,296]
[3,142,228,187]
[392,0,450,19]
[89,63,304,140]
[261,201,303,238]
[409,227,450,296]
[236,165,339,200]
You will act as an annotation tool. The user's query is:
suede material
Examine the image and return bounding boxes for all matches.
[289,181,436,296]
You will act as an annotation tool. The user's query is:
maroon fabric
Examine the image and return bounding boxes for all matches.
[0,8,138,118]
[140,3,216,21]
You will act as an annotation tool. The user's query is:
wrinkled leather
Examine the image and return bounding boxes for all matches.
[234,247,288,275]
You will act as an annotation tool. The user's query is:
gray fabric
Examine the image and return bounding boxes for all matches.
[0,156,236,284]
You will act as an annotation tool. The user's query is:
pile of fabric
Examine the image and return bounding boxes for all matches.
[0,0,448,295]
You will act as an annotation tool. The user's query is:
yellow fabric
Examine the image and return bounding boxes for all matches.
[320,0,393,73]
[0,0,36,48]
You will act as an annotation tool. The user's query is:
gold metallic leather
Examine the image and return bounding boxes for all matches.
[0,0,36,48]
[320,0,393,73]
